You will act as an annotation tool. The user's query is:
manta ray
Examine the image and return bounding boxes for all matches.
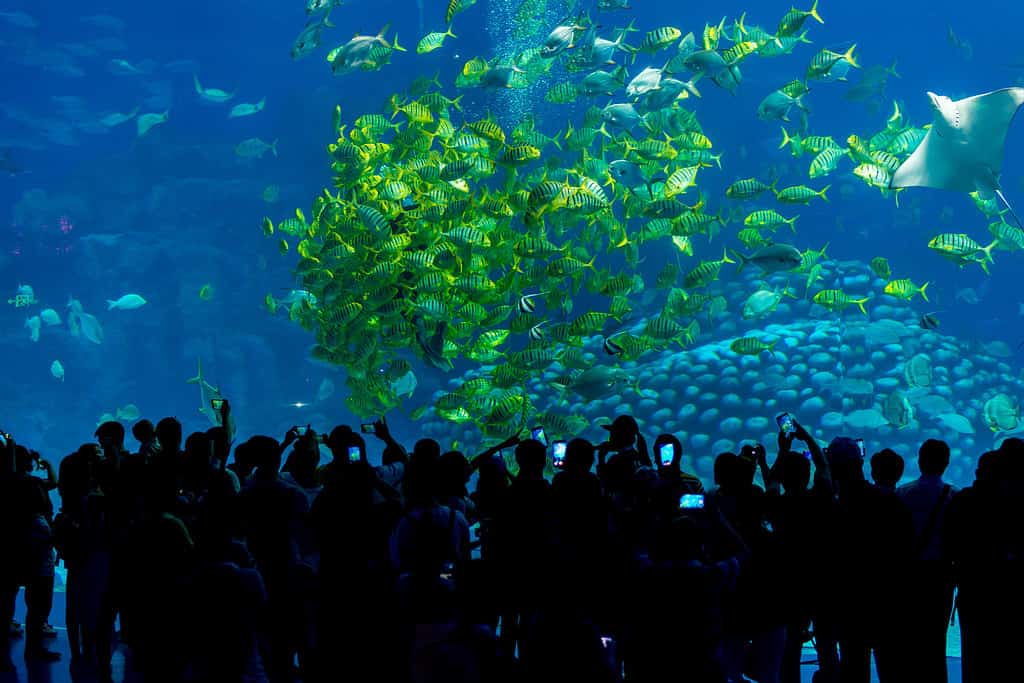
[890,87,1024,227]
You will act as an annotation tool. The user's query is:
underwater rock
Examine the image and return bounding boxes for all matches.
[801,396,827,414]
[720,417,743,435]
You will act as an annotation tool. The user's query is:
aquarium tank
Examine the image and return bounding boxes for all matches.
[2,0,1023,490]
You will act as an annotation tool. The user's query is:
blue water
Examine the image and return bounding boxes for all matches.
[2,1,1023,482]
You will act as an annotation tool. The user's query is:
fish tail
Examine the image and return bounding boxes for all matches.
[843,44,859,68]
[809,0,824,24]
[856,297,868,315]
[920,282,930,302]
[819,184,830,202]
[778,126,795,152]
[730,249,746,273]
[106,300,117,310]
[982,239,998,266]
[271,139,279,157]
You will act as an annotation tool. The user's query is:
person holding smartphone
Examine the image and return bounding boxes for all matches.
[596,414,652,496]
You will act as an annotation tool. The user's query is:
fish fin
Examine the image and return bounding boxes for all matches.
[809,0,824,24]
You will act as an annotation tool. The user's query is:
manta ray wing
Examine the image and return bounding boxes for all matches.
[957,87,1024,177]
[891,88,1024,224]
[890,126,968,191]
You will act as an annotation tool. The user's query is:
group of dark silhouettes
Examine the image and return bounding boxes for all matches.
[1,401,1022,683]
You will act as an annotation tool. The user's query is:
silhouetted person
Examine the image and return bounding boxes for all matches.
[0,441,60,664]
[494,439,552,660]
[826,437,912,683]
[312,436,399,683]
[237,435,310,682]
[943,447,1014,682]
[551,438,606,616]
[132,418,161,459]
[764,420,834,683]
[870,448,904,492]
[55,443,108,667]
[898,439,956,683]
[627,507,749,682]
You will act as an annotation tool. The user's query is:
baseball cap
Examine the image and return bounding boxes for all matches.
[601,414,639,435]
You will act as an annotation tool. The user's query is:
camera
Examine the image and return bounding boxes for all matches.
[360,423,376,434]
[659,442,675,466]
[347,445,361,463]
[776,412,795,434]
[552,440,567,468]
[211,398,224,410]
[678,493,705,510]
[295,426,308,436]
[530,426,547,447]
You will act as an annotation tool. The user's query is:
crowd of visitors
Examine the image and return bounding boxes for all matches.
[1,402,1021,683]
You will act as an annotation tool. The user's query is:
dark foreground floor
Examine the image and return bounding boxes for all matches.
[3,587,962,683]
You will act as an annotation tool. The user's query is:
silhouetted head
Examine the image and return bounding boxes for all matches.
[77,442,102,464]
[602,414,639,450]
[382,443,407,466]
[870,448,904,488]
[326,426,364,463]
[184,431,210,458]
[475,453,509,497]
[132,419,156,444]
[826,437,864,486]
[243,435,281,473]
[736,444,759,485]
[652,433,682,470]
[403,459,437,509]
[14,445,34,474]
[436,450,470,498]
[95,421,125,450]
[565,438,595,473]
[713,452,739,489]
[156,417,183,453]
[976,450,1002,485]
[515,438,547,479]
[411,438,441,467]
[776,450,811,493]
[285,435,321,482]
[918,439,950,477]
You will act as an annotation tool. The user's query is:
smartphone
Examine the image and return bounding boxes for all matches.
[211,398,224,410]
[855,438,866,458]
[295,426,308,436]
[679,493,705,510]
[531,426,547,447]
[347,445,361,463]
[360,423,375,434]
[803,450,812,460]
[552,440,567,467]
[776,412,795,434]
[659,442,675,466]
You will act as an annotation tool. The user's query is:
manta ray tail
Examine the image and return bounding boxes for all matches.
[995,189,1024,229]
